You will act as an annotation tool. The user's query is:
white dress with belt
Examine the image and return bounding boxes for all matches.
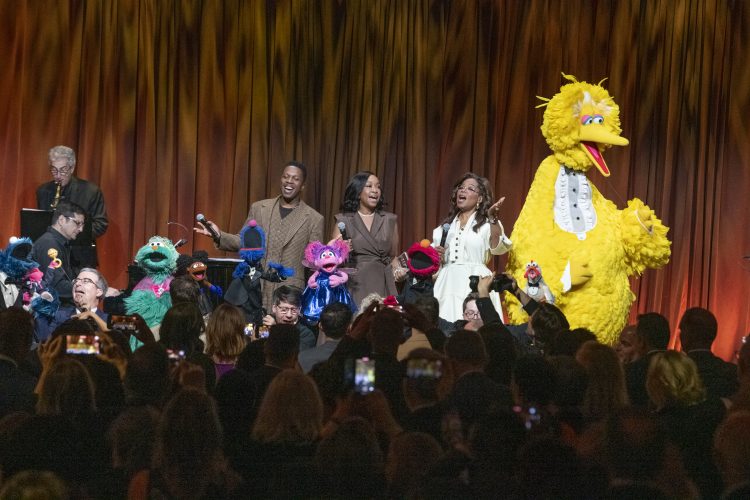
[432,212,512,323]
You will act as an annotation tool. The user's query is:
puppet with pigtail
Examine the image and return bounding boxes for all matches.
[300,240,357,324]
[397,239,441,305]
[124,236,179,327]
[224,220,294,324]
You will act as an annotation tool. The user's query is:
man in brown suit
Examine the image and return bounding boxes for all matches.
[195,161,324,309]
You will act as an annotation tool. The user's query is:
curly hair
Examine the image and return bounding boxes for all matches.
[442,173,494,232]
[646,350,706,409]
[341,171,385,213]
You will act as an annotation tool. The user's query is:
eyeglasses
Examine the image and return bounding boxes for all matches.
[72,277,97,286]
[65,215,85,228]
[50,166,72,175]
[276,306,300,315]
[457,185,479,194]
[463,310,480,319]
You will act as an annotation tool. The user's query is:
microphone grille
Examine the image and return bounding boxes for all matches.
[196,213,205,221]
[442,223,451,231]
[337,221,346,231]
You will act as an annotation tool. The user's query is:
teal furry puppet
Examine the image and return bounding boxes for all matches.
[124,236,178,327]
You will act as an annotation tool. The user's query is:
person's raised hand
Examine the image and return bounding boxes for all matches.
[193,220,222,239]
[96,332,127,379]
[488,196,506,220]
[38,335,64,372]
[129,314,156,345]
[262,314,276,327]
[477,274,494,298]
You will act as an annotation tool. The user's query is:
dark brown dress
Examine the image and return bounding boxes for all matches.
[335,211,399,306]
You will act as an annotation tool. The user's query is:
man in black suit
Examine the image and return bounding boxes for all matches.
[0,307,37,418]
[298,302,352,373]
[679,307,738,399]
[34,267,110,343]
[37,145,108,270]
[30,201,86,303]
[625,312,671,407]
[444,329,513,427]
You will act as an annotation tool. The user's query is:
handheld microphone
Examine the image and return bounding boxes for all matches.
[338,221,349,241]
[196,214,221,242]
[439,223,451,248]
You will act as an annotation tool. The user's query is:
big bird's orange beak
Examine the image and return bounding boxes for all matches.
[578,125,629,177]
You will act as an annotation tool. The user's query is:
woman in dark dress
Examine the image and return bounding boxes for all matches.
[332,171,402,306]
[647,350,726,498]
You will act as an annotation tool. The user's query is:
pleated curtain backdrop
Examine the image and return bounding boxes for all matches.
[1,0,748,359]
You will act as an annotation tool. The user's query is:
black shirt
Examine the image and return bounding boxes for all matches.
[37,177,108,269]
[31,227,74,300]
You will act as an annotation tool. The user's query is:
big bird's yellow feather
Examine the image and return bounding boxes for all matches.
[505,75,671,344]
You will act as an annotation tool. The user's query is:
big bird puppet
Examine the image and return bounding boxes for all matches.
[505,75,671,344]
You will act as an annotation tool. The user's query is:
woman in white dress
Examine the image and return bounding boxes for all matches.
[432,173,512,322]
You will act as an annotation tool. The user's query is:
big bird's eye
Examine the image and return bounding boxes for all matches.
[581,115,593,125]
[592,115,604,124]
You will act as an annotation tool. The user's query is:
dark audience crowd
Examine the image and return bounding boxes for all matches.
[1,273,749,499]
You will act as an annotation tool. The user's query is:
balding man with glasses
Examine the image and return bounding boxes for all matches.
[36,145,108,269]
[34,267,110,342]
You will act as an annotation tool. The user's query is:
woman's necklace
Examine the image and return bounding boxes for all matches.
[458,210,475,229]
[358,210,375,217]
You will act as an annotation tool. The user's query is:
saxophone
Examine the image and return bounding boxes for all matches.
[50,182,61,209]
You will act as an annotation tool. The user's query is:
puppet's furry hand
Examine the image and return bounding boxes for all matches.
[328,272,348,288]
[307,273,319,289]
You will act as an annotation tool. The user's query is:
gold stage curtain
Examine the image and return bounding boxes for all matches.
[1,0,748,359]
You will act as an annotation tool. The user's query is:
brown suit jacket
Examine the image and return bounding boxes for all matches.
[218,197,324,308]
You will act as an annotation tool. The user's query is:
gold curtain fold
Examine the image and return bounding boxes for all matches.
[1,0,748,358]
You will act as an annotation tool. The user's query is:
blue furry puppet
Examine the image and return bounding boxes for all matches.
[124,236,179,327]
[224,220,293,324]
[0,237,59,319]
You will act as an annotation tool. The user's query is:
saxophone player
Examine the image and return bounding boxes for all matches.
[36,146,108,272]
